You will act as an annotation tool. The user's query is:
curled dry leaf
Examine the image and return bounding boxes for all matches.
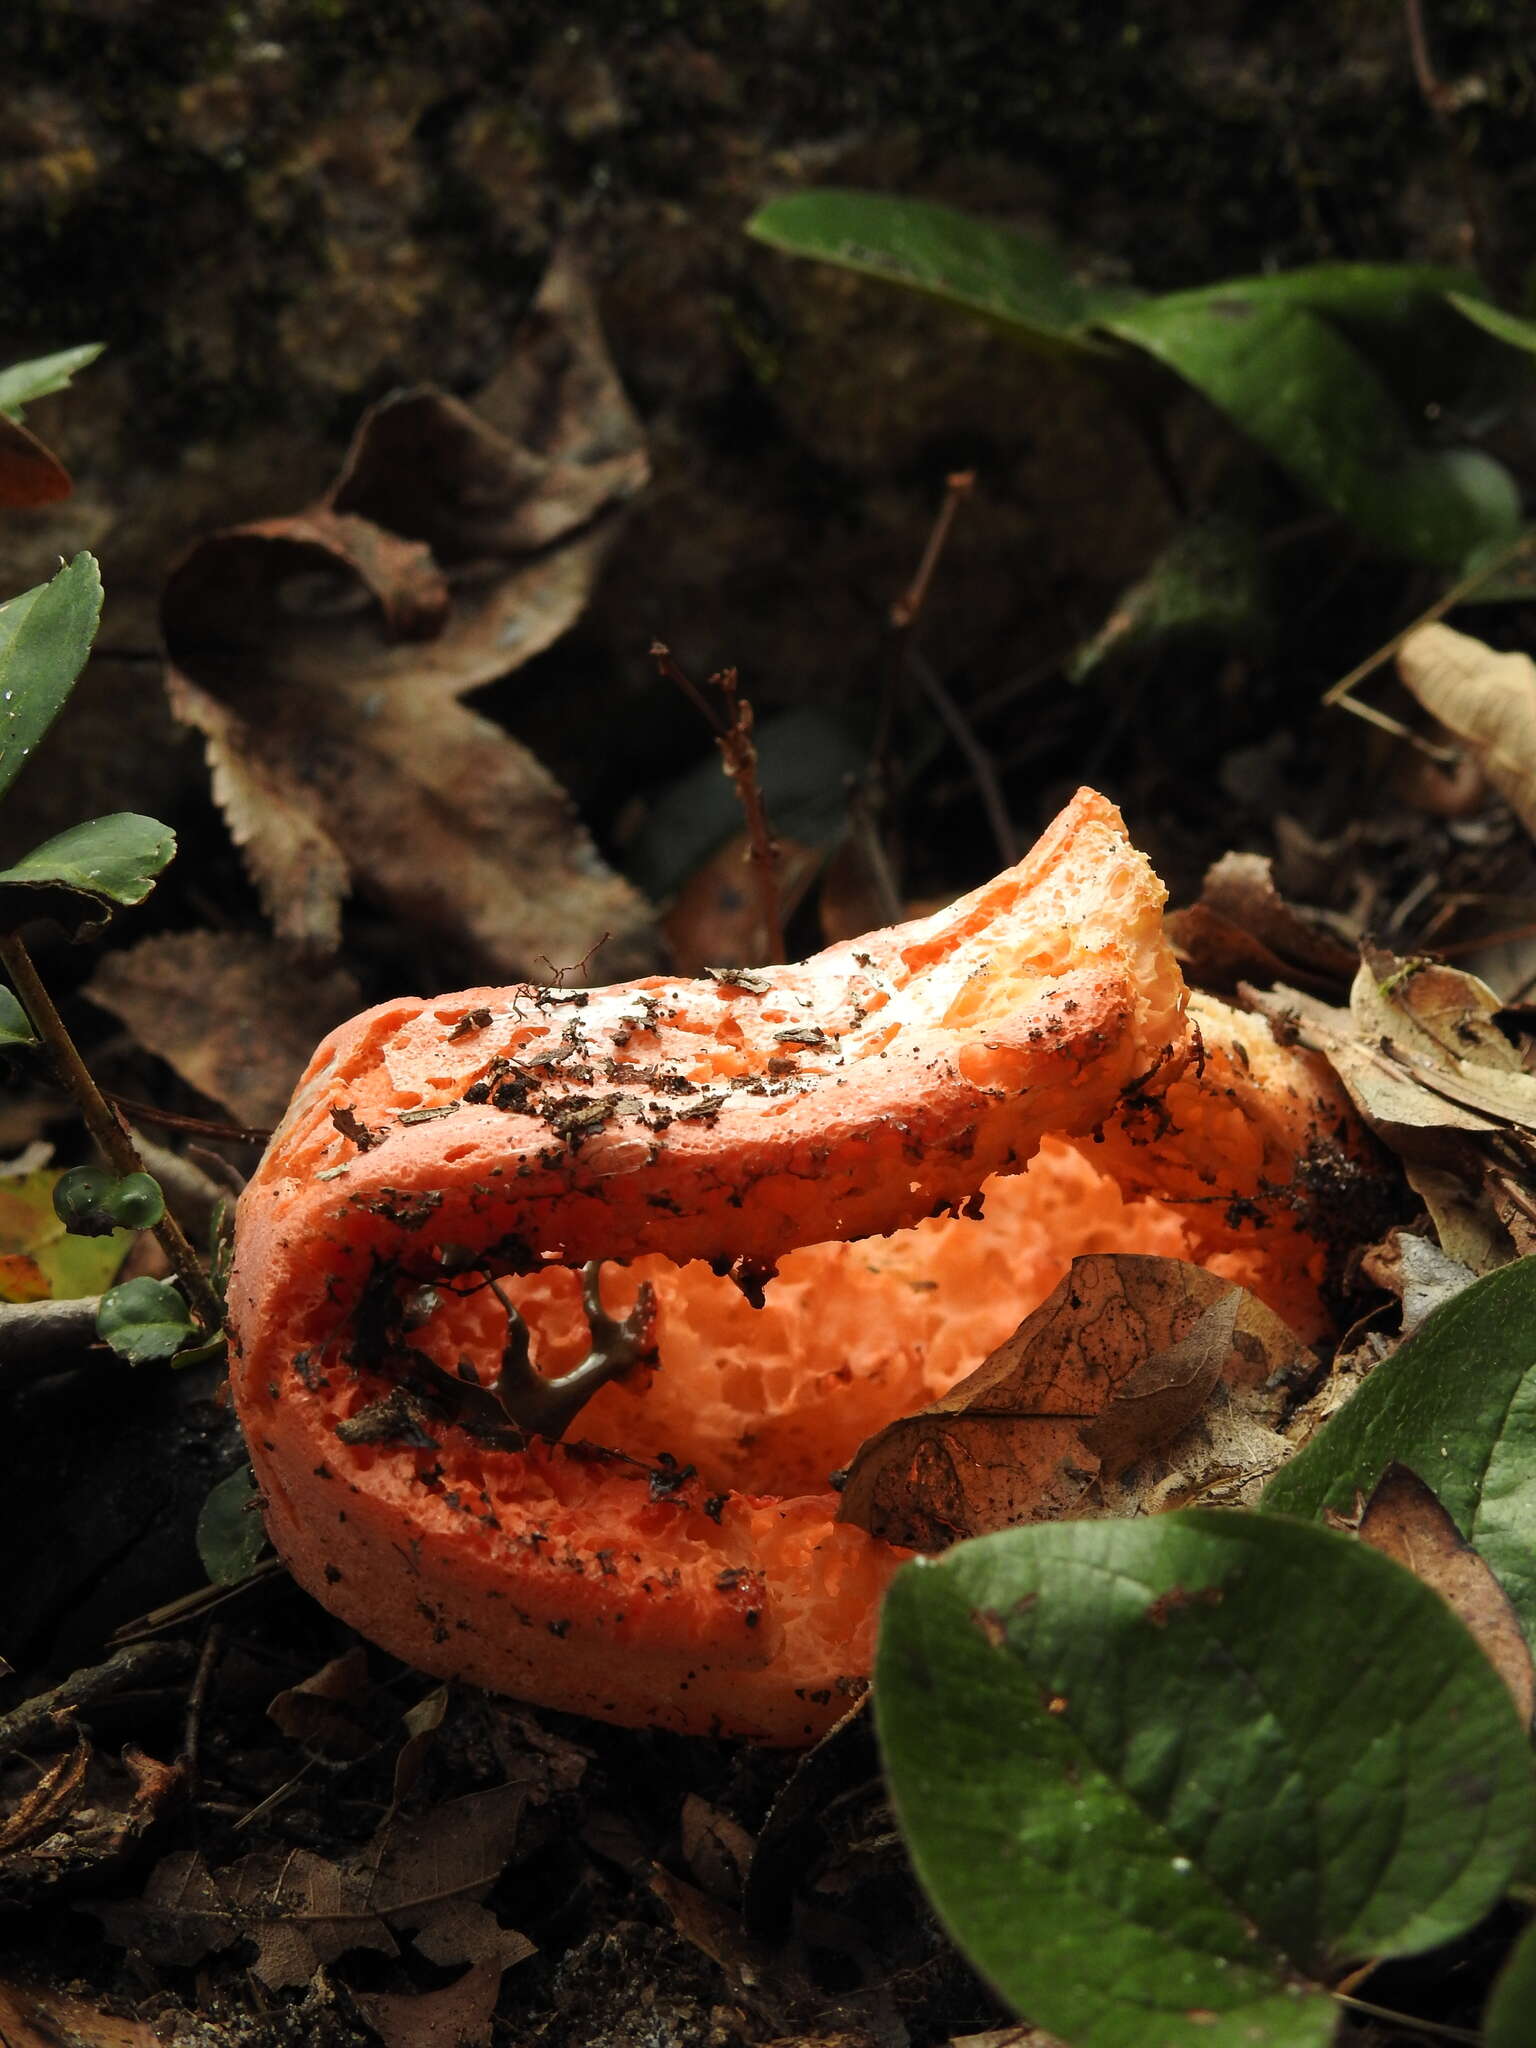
[1166,848,1356,996]
[161,248,657,984]
[1247,949,1536,1272]
[87,932,363,1131]
[837,1253,1312,1551]
[1397,622,1536,839]
[1357,1464,1535,1726]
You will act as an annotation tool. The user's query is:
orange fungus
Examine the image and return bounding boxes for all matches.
[227,789,1363,1744]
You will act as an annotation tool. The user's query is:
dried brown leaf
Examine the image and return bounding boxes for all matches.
[161,249,657,983]
[1397,622,1536,839]
[350,1897,535,2048]
[266,1645,377,1764]
[838,1254,1311,1551]
[86,932,362,1130]
[663,829,822,975]
[92,1777,538,1990]
[0,416,72,508]
[1358,1464,1535,1725]
[1167,850,1355,996]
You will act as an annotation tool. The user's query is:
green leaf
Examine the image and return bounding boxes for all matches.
[0,813,177,939]
[747,189,1133,355]
[96,1275,196,1364]
[53,1166,165,1237]
[0,343,104,421]
[1447,291,1536,359]
[1071,518,1268,680]
[0,985,37,1048]
[1264,1258,1536,1643]
[0,553,104,805]
[1102,293,1520,568]
[876,1511,1535,2048]
[1486,1914,1536,2048]
[0,1167,133,1302]
[196,1465,267,1584]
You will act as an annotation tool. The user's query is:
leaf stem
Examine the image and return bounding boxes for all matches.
[0,931,224,1335]
[1332,1991,1479,2044]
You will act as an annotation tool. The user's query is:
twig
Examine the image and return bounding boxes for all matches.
[0,933,225,1335]
[1333,1990,1479,2045]
[0,1640,193,1754]
[889,471,1020,870]
[1322,528,1536,709]
[1402,0,1490,276]
[891,470,974,629]
[653,643,785,962]
[104,1090,270,1147]
[179,1622,224,1808]
[0,1294,100,1378]
[906,648,1020,867]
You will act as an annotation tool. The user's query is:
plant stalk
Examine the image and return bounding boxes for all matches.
[1,932,224,1335]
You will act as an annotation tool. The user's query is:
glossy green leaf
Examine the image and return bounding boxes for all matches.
[0,813,176,939]
[876,1511,1535,2047]
[1102,293,1520,567]
[196,1465,267,1585]
[1264,1258,1536,1641]
[0,553,103,805]
[53,1165,164,1237]
[1486,1913,1536,2048]
[1071,517,1268,679]
[96,1275,196,1364]
[0,343,103,421]
[0,1167,132,1302]
[1447,291,1536,359]
[0,985,36,1048]
[747,189,1132,354]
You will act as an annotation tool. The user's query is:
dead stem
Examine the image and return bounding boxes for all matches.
[653,641,786,962]
[1322,529,1536,710]
[891,469,974,629]
[488,1262,658,1441]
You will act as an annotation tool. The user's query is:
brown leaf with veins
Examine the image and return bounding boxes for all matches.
[91,1778,539,1994]
[1358,1463,1534,1725]
[86,932,362,1131]
[838,1253,1311,1552]
[161,247,657,984]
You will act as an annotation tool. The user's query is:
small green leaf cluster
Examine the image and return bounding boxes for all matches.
[875,1259,1536,2047]
[2,346,194,1364]
[749,190,1536,580]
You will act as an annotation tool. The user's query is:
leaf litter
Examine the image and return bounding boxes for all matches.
[160,249,658,984]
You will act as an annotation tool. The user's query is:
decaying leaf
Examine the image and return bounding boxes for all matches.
[0,1167,133,1305]
[90,1778,538,1996]
[87,931,361,1131]
[663,828,823,974]
[1166,849,1356,996]
[266,1646,378,1764]
[350,1896,535,2048]
[1397,623,1536,839]
[838,1254,1312,1551]
[0,1743,180,1909]
[1247,949,1536,1273]
[1357,1227,1475,1335]
[1357,1464,1535,1726]
[162,249,657,984]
